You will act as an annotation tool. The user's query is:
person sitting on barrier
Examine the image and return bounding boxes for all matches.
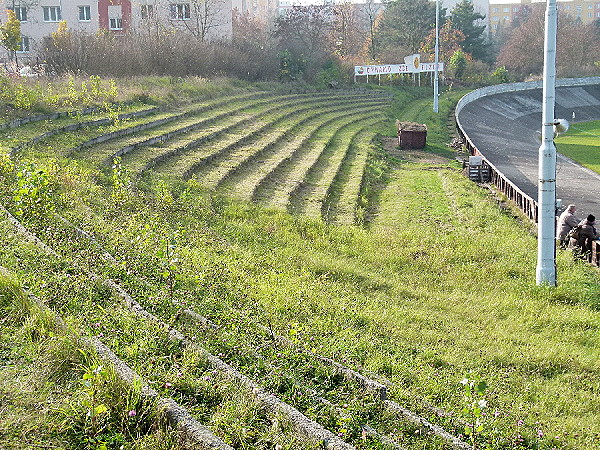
[556,204,579,248]
[570,214,599,260]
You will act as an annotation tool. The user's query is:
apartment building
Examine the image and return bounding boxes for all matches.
[488,0,600,33]
[0,0,233,60]
[232,0,277,23]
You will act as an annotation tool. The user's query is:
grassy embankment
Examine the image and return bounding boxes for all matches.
[0,76,599,449]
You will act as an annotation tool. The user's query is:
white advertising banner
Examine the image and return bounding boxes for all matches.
[404,54,421,72]
[354,65,408,76]
[419,62,444,72]
[354,62,443,76]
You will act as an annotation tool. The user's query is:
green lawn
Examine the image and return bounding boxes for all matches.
[555,121,600,173]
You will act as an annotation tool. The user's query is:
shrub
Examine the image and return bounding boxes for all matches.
[40,29,280,82]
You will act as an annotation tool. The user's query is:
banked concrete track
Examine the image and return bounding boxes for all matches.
[456,77,600,219]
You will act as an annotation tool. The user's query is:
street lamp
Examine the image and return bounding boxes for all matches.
[433,0,439,113]
[536,0,558,285]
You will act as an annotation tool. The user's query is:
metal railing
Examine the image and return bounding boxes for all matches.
[455,78,600,267]
[592,241,600,267]
[455,124,539,223]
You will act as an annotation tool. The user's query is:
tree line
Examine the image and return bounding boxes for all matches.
[2,0,599,84]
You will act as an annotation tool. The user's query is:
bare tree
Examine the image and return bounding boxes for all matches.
[174,0,229,41]
[496,5,545,76]
[330,2,364,59]
[357,0,382,61]
[497,4,600,78]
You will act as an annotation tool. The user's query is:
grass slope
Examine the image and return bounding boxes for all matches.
[1,78,600,449]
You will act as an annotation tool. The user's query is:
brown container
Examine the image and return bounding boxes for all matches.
[397,121,427,149]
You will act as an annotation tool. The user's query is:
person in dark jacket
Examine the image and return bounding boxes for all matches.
[570,214,599,260]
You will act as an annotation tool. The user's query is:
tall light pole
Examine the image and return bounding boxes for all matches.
[433,0,439,113]
[536,0,558,285]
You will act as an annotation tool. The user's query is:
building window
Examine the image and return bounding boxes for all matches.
[513,7,518,12]
[493,7,499,12]
[141,4,154,19]
[597,11,600,16]
[8,6,27,21]
[108,4,123,30]
[503,7,509,12]
[109,17,123,29]
[503,15,509,20]
[576,5,582,11]
[588,11,593,16]
[170,3,190,19]
[42,6,62,22]
[492,23,498,29]
[589,4,593,8]
[17,36,30,52]
[492,16,500,21]
[79,5,91,21]
[565,5,571,10]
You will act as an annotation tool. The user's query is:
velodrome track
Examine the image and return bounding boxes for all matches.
[456,78,600,219]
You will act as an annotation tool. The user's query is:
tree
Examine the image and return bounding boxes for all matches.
[51,20,70,46]
[375,0,442,58]
[449,49,468,79]
[497,5,600,78]
[555,17,600,77]
[186,0,228,41]
[274,6,333,56]
[274,6,333,80]
[496,5,545,76]
[357,0,382,61]
[0,9,21,66]
[450,0,490,61]
[490,65,509,84]
[330,2,365,59]
[232,11,278,80]
[420,19,466,62]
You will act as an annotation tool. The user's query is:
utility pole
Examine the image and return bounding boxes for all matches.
[433,0,439,113]
[536,0,558,285]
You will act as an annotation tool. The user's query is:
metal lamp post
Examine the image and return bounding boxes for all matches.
[536,0,558,285]
[433,0,439,113]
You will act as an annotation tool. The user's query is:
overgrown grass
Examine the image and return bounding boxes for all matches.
[1,78,600,449]
[0,74,278,123]
[0,269,180,449]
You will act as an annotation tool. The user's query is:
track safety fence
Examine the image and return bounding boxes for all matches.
[454,78,600,267]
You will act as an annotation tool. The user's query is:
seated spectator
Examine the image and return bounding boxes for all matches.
[570,214,599,260]
[556,204,578,248]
